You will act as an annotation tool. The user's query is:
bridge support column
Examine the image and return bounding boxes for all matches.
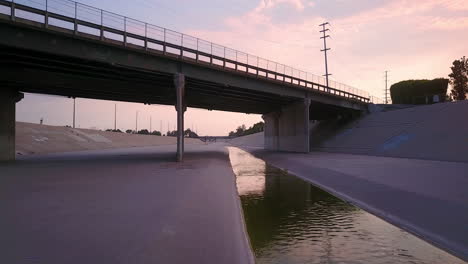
[174,73,186,162]
[0,89,23,161]
[262,98,310,153]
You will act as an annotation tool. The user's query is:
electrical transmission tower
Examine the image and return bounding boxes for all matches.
[384,71,390,104]
[319,22,332,90]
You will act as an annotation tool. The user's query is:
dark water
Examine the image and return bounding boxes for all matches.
[228,147,465,264]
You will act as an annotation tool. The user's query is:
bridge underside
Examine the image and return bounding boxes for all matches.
[0,46,297,114]
[0,20,367,161]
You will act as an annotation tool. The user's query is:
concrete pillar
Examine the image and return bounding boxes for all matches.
[262,98,310,153]
[262,111,280,150]
[174,73,186,162]
[0,90,23,161]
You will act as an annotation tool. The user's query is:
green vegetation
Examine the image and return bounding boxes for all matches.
[228,122,264,137]
[449,56,468,101]
[390,78,449,104]
[121,129,162,135]
[166,129,198,138]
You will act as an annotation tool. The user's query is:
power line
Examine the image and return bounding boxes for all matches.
[319,22,332,90]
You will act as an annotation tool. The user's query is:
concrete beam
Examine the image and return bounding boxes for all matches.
[263,99,310,153]
[0,89,23,161]
[174,73,186,162]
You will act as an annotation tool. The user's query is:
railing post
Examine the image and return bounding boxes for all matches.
[223,47,226,68]
[210,43,213,65]
[275,63,277,80]
[44,0,48,28]
[179,34,184,58]
[144,23,148,51]
[196,38,199,62]
[285,68,288,82]
[235,51,238,71]
[246,54,249,73]
[256,57,259,76]
[74,2,77,35]
[100,9,103,40]
[163,28,166,55]
[123,17,127,46]
[11,0,15,22]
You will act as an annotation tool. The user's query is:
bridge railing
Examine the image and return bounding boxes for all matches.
[0,0,371,103]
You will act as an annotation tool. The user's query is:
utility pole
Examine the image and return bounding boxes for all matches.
[384,71,389,104]
[319,22,332,90]
[72,97,76,128]
[135,111,138,133]
[114,104,117,130]
[160,120,162,133]
[150,116,152,132]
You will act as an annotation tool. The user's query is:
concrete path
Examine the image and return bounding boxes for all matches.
[0,144,254,264]
[243,148,468,262]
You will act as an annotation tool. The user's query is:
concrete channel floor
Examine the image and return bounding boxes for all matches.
[243,147,468,262]
[0,144,254,264]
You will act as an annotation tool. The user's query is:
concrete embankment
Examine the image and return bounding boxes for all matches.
[1,144,254,264]
[231,101,468,164]
[229,132,264,148]
[15,122,202,156]
[310,100,468,163]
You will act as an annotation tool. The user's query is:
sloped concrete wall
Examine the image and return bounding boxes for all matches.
[15,122,202,156]
[311,101,468,162]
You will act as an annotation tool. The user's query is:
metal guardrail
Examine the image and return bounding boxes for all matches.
[0,0,374,103]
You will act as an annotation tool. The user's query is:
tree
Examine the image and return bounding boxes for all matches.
[184,129,198,138]
[228,122,264,137]
[137,129,150,135]
[390,79,449,104]
[449,56,468,101]
[166,130,177,137]
[106,129,122,133]
[151,131,162,136]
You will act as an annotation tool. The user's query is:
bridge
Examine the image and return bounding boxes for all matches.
[0,0,374,161]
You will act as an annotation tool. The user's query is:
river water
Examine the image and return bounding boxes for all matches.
[228,147,465,264]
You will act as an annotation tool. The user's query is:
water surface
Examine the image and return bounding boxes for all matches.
[228,147,465,264]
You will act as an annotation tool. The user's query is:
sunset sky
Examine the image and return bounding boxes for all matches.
[16,0,468,135]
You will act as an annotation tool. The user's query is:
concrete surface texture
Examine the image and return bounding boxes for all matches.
[241,147,468,262]
[0,144,254,264]
[262,99,310,152]
[311,100,468,162]
[229,132,264,148]
[15,122,203,156]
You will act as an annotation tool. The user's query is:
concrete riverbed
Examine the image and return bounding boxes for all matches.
[0,144,254,264]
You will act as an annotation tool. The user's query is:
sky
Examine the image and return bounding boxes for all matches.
[16,0,468,135]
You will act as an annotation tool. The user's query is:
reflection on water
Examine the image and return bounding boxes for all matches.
[228,147,466,264]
